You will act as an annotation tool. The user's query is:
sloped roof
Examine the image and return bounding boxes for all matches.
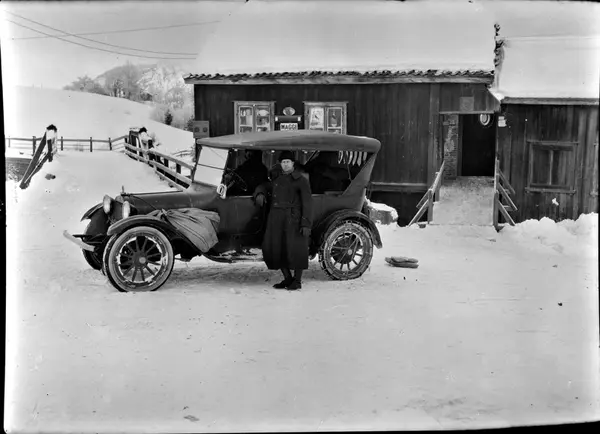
[487,1,600,102]
[492,36,600,101]
[184,0,496,81]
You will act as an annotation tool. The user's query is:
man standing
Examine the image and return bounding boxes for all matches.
[254,151,313,290]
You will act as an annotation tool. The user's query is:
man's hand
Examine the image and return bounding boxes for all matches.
[255,193,266,207]
[300,227,311,237]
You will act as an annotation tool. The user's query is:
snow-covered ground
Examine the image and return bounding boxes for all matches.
[433,177,495,226]
[5,150,599,432]
[3,86,193,155]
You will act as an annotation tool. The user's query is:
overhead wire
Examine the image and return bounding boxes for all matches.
[4,19,197,60]
[5,10,199,56]
[11,21,220,40]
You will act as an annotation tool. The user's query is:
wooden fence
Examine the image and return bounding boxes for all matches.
[5,134,128,154]
[123,141,193,191]
[6,130,192,190]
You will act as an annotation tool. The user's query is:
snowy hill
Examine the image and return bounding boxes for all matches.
[3,85,194,154]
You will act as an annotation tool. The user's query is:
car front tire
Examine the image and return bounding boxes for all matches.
[102,225,174,292]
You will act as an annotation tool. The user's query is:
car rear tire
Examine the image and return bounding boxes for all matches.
[318,220,374,280]
[102,225,174,293]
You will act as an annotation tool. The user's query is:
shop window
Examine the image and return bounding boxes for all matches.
[234,101,275,133]
[304,102,347,134]
[527,141,577,193]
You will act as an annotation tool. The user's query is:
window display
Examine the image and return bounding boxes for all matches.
[234,101,275,133]
[304,102,347,134]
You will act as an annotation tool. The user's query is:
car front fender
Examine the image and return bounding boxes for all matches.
[106,215,177,238]
[80,203,103,222]
[312,209,383,253]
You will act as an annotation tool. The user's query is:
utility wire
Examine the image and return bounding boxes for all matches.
[11,21,220,40]
[5,19,197,60]
[5,11,198,56]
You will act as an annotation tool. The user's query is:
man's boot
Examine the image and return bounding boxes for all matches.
[273,268,293,289]
[287,269,303,290]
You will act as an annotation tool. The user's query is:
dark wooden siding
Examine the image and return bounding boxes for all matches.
[193,82,496,195]
[439,83,500,113]
[497,104,598,222]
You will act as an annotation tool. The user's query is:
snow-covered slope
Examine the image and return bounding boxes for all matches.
[3,86,193,154]
[5,151,599,432]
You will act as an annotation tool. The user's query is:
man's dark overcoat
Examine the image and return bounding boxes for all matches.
[254,167,313,270]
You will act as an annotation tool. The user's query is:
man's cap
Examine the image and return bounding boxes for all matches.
[278,150,295,162]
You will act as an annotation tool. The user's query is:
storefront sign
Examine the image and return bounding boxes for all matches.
[280,123,298,130]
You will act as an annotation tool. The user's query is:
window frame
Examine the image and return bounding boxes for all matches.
[303,101,348,134]
[526,140,577,194]
[233,101,275,134]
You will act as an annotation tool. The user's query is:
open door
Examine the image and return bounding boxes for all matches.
[460,114,496,177]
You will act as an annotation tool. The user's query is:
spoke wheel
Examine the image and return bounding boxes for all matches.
[102,226,174,293]
[318,221,374,280]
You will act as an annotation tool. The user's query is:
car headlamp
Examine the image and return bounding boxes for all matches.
[122,201,131,219]
[103,195,113,214]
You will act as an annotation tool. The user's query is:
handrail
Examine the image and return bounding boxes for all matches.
[409,160,445,226]
[493,158,517,230]
[123,142,194,189]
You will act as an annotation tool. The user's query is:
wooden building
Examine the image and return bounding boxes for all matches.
[490,26,599,222]
[183,0,500,225]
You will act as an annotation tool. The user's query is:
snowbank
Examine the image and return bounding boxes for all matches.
[500,214,598,257]
[3,86,193,155]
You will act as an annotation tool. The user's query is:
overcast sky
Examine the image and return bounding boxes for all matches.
[1,0,598,90]
[0,1,244,89]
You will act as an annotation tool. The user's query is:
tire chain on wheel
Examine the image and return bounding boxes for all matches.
[318,220,374,281]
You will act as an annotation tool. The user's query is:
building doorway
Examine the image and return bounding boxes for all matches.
[460,114,496,177]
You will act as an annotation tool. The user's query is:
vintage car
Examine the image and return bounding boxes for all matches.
[64,130,383,292]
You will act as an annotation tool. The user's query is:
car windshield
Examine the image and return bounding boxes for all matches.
[192,146,229,187]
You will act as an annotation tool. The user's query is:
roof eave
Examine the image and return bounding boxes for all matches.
[502,97,599,106]
[184,71,494,86]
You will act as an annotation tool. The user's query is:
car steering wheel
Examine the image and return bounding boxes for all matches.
[224,169,249,192]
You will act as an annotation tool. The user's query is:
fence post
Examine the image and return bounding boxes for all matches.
[90,137,93,152]
[176,163,181,174]
[7,137,11,148]
[47,137,53,162]
[60,136,64,151]
[427,189,434,223]
[32,136,36,154]
[108,137,112,151]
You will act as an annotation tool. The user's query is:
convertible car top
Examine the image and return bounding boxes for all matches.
[195,130,381,153]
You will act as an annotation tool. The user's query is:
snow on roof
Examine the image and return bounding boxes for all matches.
[487,0,600,101]
[493,36,600,101]
[186,0,496,78]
